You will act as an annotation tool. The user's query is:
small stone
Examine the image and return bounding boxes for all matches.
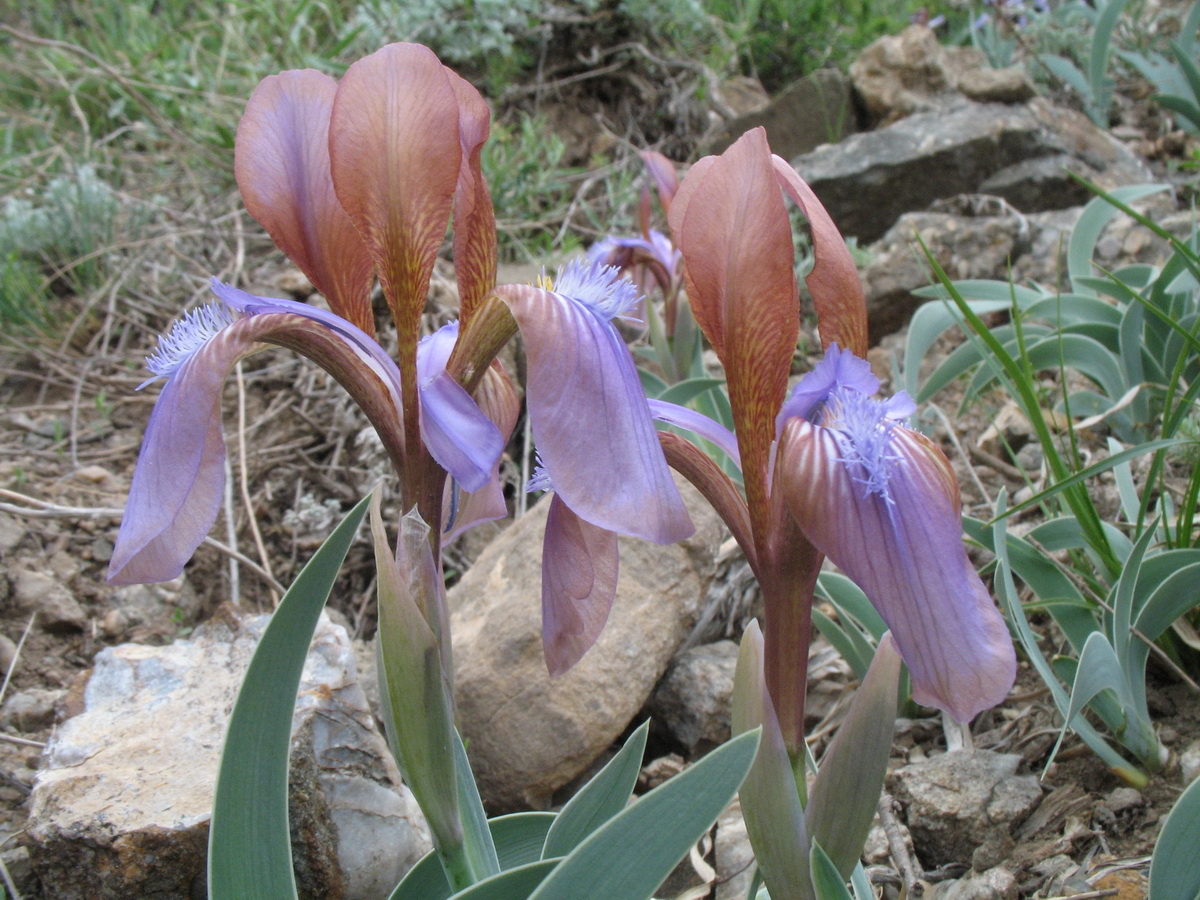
[103,577,201,640]
[715,800,755,900]
[72,465,117,487]
[0,511,23,555]
[933,866,1018,900]
[970,825,1015,871]
[0,633,17,674]
[12,569,86,632]
[891,750,1042,867]
[1,687,65,732]
[647,640,738,756]
[1179,739,1200,784]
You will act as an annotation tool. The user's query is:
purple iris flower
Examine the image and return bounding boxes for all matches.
[776,346,1015,722]
[494,258,695,673]
[108,283,501,586]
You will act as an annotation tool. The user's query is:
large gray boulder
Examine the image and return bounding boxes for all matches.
[25,610,430,900]
[450,475,724,811]
[793,98,1153,243]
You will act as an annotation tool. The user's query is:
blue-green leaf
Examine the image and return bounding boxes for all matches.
[446,860,561,900]
[809,842,854,900]
[208,494,370,900]
[528,730,761,900]
[390,814,557,900]
[542,720,648,858]
[1150,773,1200,900]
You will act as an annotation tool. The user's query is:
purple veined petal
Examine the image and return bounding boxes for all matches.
[108,346,231,586]
[417,322,503,492]
[212,280,404,413]
[647,398,742,470]
[496,277,693,545]
[541,493,619,676]
[778,416,1016,722]
[775,343,880,434]
[112,286,412,586]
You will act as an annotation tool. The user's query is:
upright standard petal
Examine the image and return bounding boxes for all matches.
[495,263,692,544]
[778,407,1016,722]
[541,494,619,676]
[329,43,462,333]
[446,69,497,323]
[771,157,867,357]
[672,129,798,517]
[235,70,375,335]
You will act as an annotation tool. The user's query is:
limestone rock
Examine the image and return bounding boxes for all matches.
[450,475,724,810]
[859,206,1029,340]
[26,611,430,899]
[705,69,860,160]
[890,750,1042,868]
[792,98,1153,243]
[647,640,738,756]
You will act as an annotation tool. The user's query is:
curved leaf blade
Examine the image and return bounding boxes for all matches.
[528,729,761,900]
[208,494,370,900]
[543,720,649,858]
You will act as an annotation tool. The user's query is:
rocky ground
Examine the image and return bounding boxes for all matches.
[3,21,1200,900]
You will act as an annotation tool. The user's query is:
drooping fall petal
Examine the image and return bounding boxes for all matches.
[446,69,497,323]
[672,128,798,520]
[328,43,462,333]
[778,413,1016,722]
[235,70,376,335]
[495,263,692,544]
[109,298,405,585]
[771,156,868,357]
[541,494,619,676]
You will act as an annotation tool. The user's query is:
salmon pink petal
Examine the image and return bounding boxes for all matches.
[235,70,375,335]
[446,69,497,322]
[673,129,798,507]
[329,43,462,332]
[771,156,867,356]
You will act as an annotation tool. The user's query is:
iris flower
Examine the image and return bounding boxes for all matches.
[107,283,502,586]
[654,128,1015,740]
